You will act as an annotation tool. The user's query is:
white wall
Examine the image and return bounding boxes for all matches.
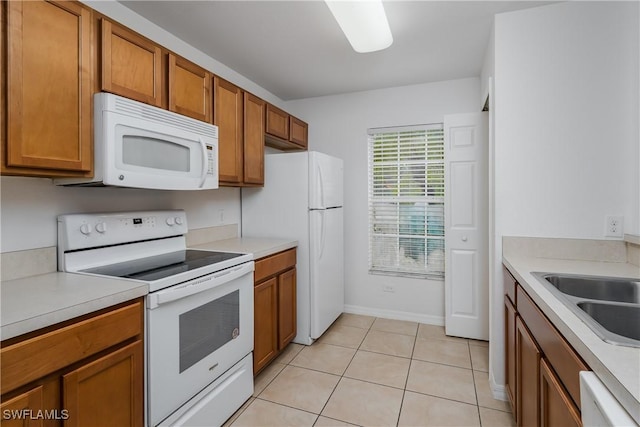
[479,24,495,109]
[490,0,640,390]
[286,78,480,323]
[0,177,240,252]
[1,0,291,254]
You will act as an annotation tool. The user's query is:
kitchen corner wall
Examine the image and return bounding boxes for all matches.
[0,176,241,252]
[285,77,480,324]
[488,1,640,391]
[1,0,289,255]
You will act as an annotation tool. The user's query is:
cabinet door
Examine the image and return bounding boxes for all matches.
[0,385,44,427]
[6,0,91,173]
[289,116,308,149]
[516,316,541,427]
[243,93,265,185]
[213,77,243,184]
[539,359,581,427]
[278,267,297,349]
[101,19,162,107]
[505,296,517,417]
[168,54,211,122]
[63,340,143,427]
[265,104,289,140]
[254,278,278,375]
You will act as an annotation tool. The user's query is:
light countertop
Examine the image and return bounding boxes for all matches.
[502,254,640,424]
[191,237,298,260]
[1,237,297,341]
[1,272,148,340]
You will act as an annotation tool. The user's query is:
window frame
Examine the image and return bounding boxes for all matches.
[367,123,445,279]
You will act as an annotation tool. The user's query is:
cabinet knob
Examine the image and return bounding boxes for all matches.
[461,236,468,242]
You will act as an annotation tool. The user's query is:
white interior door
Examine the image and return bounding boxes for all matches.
[444,112,489,340]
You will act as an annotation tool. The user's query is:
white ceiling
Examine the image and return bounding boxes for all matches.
[120,1,552,101]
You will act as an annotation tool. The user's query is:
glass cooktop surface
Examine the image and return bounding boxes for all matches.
[81,250,244,282]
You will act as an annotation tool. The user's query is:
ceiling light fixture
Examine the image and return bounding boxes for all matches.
[325,0,393,53]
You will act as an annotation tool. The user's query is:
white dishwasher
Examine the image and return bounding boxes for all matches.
[579,372,638,426]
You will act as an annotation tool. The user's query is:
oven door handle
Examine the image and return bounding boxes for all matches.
[148,262,254,309]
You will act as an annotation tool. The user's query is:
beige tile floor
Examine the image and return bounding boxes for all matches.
[226,314,515,427]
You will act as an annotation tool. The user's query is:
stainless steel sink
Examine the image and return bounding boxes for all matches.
[533,272,640,347]
[543,274,640,304]
[577,302,640,342]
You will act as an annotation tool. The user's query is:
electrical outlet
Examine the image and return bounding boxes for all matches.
[605,215,624,238]
[218,209,225,223]
[382,285,395,293]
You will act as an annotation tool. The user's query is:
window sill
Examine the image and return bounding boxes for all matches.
[368,269,444,281]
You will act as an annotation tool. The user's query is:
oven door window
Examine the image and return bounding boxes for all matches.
[179,290,240,373]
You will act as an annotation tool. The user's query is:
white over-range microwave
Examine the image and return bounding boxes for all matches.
[55,92,218,190]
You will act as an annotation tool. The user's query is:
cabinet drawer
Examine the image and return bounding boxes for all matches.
[1,300,143,394]
[503,266,516,305]
[516,285,588,409]
[254,249,296,283]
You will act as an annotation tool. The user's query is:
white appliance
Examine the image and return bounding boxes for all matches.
[58,210,253,426]
[579,372,638,426]
[242,151,344,345]
[55,93,219,190]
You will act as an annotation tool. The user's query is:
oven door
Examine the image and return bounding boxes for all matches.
[147,261,254,426]
[102,110,218,190]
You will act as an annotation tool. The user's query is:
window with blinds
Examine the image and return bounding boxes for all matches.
[368,124,445,278]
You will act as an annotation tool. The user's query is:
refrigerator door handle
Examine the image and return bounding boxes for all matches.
[317,163,325,208]
[319,210,326,260]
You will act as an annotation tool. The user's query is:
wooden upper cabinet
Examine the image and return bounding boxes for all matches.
[214,77,243,184]
[289,116,308,149]
[101,19,163,107]
[168,54,211,122]
[5,0,92,174]
[265,104,289,140]
[243,93,265,186]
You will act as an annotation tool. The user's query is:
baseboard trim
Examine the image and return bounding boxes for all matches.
[489,372,509,402]
[344,304,444,326]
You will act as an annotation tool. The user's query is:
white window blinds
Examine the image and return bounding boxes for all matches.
[368,124,445,278]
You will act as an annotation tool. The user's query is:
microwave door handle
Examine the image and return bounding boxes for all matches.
[198,137,208,188]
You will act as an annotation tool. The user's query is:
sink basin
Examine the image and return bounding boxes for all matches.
[533,272,640,347]
[542,274,640,304]
[577,302,640,342]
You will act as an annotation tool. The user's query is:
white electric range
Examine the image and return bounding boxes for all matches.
[58,210,254,426]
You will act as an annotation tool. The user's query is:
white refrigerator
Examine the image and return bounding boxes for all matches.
[242,151,344,345]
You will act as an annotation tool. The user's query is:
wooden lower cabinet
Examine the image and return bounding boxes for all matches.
[63,340,143,427]
[253,277,278,373]
[1,299,144,427]
[505,295,517,417]
[253,249,297,375]
[539,358,581,427]
[516,316,540,427]
[504,266,590,427]
[277,268,297,349]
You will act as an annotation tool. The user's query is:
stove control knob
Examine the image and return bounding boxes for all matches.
[175,217,184,225]
[166,217,176,226]
[80,223,92,235]
[96,222,107,233]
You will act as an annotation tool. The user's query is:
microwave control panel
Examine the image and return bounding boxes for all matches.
[207,144,215,175]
